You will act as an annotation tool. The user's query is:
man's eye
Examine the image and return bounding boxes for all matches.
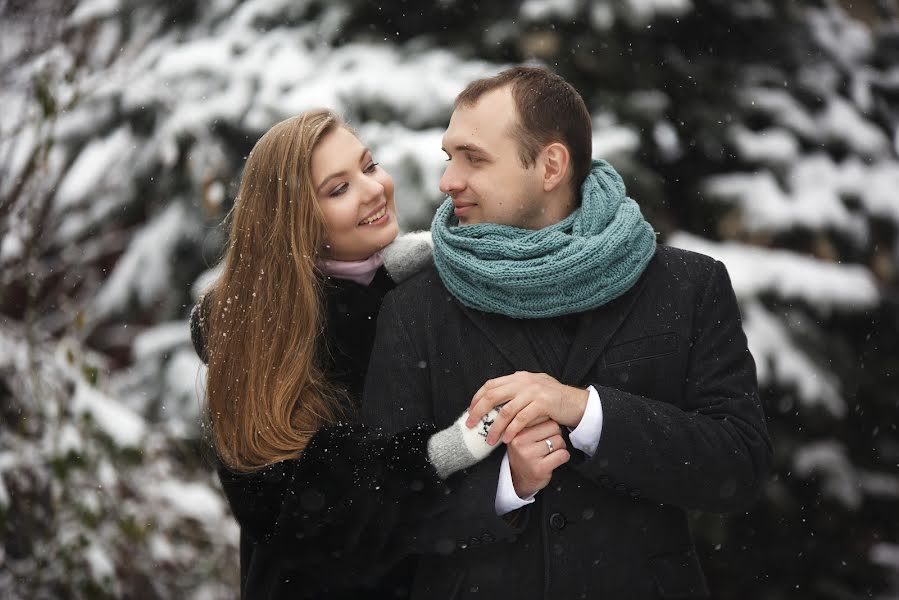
[467,154,482,164]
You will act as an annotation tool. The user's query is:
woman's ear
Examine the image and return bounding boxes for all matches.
[541,143,571,192]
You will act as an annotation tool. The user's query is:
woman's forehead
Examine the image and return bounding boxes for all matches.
[311,128,367,180]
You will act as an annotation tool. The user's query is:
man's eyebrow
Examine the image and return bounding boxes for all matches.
[442,143,491,156]
[316,148,371,193]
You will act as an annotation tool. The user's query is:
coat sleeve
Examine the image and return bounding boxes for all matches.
[189,295,209,364]
[218,423,450,585]
[362,291,526,554]
[577,260,773,513]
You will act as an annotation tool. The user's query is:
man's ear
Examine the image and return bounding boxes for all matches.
[540,143,571,192]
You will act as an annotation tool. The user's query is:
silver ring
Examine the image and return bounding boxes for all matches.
[544,438,554,454]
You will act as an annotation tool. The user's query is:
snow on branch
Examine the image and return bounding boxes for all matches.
[667,232,880,314]
[703,155,899,238]
[90,202,197,324]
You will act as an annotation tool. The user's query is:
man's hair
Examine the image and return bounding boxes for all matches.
[455,66,593,194]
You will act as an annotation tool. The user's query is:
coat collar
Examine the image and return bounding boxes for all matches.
[455,257,654,385]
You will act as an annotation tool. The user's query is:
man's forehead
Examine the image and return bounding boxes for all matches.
[444,89,515,148]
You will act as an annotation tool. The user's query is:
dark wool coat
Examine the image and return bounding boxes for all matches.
[362,246,773,600]
[190,267,446,599]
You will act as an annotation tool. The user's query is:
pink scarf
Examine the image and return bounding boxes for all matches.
[316,252,384,286]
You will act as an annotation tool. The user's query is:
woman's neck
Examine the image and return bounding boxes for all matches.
[316,252,384,286]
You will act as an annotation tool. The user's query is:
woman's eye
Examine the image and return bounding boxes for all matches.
[329,184,348,197]
[364,161,379,173]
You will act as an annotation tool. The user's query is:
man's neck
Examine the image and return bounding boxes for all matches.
[526,188,578,230]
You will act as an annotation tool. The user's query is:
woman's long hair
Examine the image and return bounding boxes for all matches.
[205,109,349,472]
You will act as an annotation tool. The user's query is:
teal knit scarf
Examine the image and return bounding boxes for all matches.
[431,159,657,319]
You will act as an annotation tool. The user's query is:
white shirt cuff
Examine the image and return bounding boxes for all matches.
[494,451,536,515]
[568,385,603,457]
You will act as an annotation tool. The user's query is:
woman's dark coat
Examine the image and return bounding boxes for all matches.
[190,268,446,599]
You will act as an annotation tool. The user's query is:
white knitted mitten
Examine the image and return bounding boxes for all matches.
[427,408,501,479]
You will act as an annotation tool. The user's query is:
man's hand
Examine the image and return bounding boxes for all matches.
[507,420,571,499]
[466,371,589,445]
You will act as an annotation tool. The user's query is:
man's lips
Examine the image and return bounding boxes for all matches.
[452,200,476,216]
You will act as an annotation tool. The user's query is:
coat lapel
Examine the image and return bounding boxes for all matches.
[560,267,652,385]
[456,304,546,375]
[454,253,656,384]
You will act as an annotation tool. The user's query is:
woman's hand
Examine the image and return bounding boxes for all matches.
[466,371,589,445]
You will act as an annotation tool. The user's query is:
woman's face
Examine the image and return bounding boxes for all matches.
[311,126,399,261]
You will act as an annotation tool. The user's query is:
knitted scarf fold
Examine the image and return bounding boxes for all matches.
[431,159,657,319]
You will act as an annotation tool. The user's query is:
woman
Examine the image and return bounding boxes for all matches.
[190,110,502,599]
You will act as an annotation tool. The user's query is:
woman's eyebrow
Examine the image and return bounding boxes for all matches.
[316,149,370,193]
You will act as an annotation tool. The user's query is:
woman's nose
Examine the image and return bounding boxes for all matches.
[361,174,384,202]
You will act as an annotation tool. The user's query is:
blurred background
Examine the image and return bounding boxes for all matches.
[1,0,898,598]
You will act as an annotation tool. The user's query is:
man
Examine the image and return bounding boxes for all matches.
[362,66,771,599]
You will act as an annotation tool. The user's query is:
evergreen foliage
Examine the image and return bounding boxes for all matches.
[1,0,897,597]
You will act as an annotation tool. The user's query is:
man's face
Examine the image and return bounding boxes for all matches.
[439,86,545,228]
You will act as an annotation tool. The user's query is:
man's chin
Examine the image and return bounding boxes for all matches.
[456,214,480,225]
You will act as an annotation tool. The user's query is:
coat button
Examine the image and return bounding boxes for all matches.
[481,532,495,544]
[468,536,481,547]
[549,512,566,530]
[599,475,612,485]
[629,489,641,498]
[614,483,627,493]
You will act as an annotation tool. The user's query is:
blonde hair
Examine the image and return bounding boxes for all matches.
[205,109,349,472]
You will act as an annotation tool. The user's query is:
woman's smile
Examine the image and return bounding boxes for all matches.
[359,203,389,226]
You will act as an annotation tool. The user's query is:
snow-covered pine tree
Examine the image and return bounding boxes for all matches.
[1,0,896,597]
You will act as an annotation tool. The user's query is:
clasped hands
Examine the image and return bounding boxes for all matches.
[465,371,589,499]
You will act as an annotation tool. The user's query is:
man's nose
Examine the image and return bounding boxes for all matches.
[439,162,463,196]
